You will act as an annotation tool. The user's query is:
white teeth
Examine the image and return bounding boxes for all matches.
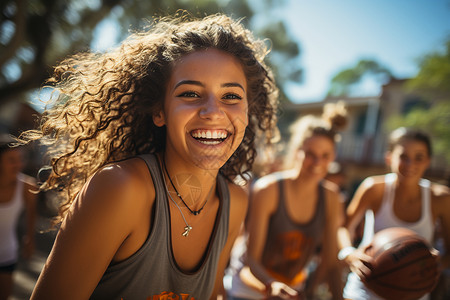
[191,130,227,139]
[199,140,221,145]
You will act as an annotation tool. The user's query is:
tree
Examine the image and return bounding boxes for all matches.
[0,0,301,106]
[388,102,450,163]
[327,59,392,97]
[405,38,450,101]
[387,38,450,164]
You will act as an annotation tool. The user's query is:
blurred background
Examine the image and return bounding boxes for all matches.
[0,0,449,298]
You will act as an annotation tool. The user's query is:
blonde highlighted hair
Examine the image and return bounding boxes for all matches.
[284,101,348,169]
[19,12,279,225]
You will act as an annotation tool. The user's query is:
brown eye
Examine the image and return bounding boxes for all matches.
[177,91,200,98]
[415,154,426,162]
[222,93,243,104]
[223,93,242,100]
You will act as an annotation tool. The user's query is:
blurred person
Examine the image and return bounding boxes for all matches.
[19,13,280,300]
[326,162,348,201]
[227,102,347,299]
[338,127,450,300]
[0,134,37,300]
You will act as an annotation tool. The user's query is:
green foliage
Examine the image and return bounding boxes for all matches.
[0,0,302,106]
[387,102,450,162]
[327,59,392,97]
[406,38,450,99]
[258,20,301,102]
[388,37,450,164]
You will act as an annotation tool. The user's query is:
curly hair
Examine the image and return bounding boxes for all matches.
[19,12,279,222]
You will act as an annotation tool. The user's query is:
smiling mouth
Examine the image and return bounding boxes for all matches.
[190,129,230,145]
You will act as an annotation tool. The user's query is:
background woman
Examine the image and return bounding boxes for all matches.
[227,102,347,299]
[338,127,450,300]
[0,134,36,300]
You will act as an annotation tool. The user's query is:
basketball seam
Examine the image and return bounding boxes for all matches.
[372,238,427,258]
[369,254,435,280]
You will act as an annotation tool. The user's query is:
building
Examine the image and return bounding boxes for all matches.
[280,78,449,199]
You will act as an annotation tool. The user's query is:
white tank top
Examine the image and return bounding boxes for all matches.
[361,173,434,247]
[344,173,434,300]
[0,173,25,265]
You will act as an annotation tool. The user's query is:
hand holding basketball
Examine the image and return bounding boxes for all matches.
[363,227,440,300]
[344,246,375,281]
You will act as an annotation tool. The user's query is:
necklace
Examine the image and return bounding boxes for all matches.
[162,157,209,215]
[161,167,192,237]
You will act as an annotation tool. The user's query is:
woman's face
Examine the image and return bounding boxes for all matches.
[154,48,248,171]
[0,148,24,177]
[386,139,430,181]
[296,135,335,180]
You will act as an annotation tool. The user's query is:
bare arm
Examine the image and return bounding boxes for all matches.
[31,162,153,300]
[432,184,450,268]
[244,177,278,290]
[337,177,381,279]
[322,187,344,300]
[211,183,249,299]
[241,176,299,298]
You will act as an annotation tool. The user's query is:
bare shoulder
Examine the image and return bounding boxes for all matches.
[431,182,450,211]
[356,175,385,198]
[75,157,154,218]
[430,182,450,197]
[322,179,340,194]
[252,170,292,194]
[19,172,37,189]
[228,183,249,217]
[347,175,385,214]
[250,173,278,204]
[362,175,384,189]
[321,180,344,219]
[228,182,248,203]
[249,171,291,216]
[322,180,342,203]
[227,182,249,234]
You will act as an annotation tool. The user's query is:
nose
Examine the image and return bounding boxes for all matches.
[199,95,224,120]
[311,156,321,165]
[402,157,412,166]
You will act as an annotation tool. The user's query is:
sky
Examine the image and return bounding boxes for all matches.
[91,0,450,105]
[274,0,450,103]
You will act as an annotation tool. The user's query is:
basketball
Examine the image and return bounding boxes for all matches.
[363,227,439,300]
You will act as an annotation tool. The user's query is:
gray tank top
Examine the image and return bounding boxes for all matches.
[90,154,230,300]
[261,179,326,282]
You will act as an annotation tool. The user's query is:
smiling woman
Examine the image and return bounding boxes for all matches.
[338,128,450,300]
[18,12,279,300]
[227,102,348,299]
[153,48,249,171]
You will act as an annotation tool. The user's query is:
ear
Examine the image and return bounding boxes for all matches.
[153,110,166,127]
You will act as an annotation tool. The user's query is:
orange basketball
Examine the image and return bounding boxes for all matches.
[363,227,439,300]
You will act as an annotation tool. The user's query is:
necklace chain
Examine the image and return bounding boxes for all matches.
[162,157,209,216]
[161,163,192,237]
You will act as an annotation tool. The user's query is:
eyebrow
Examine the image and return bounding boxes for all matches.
[174,80,246,92]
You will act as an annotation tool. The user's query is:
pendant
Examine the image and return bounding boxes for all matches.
[182,225,193,237]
